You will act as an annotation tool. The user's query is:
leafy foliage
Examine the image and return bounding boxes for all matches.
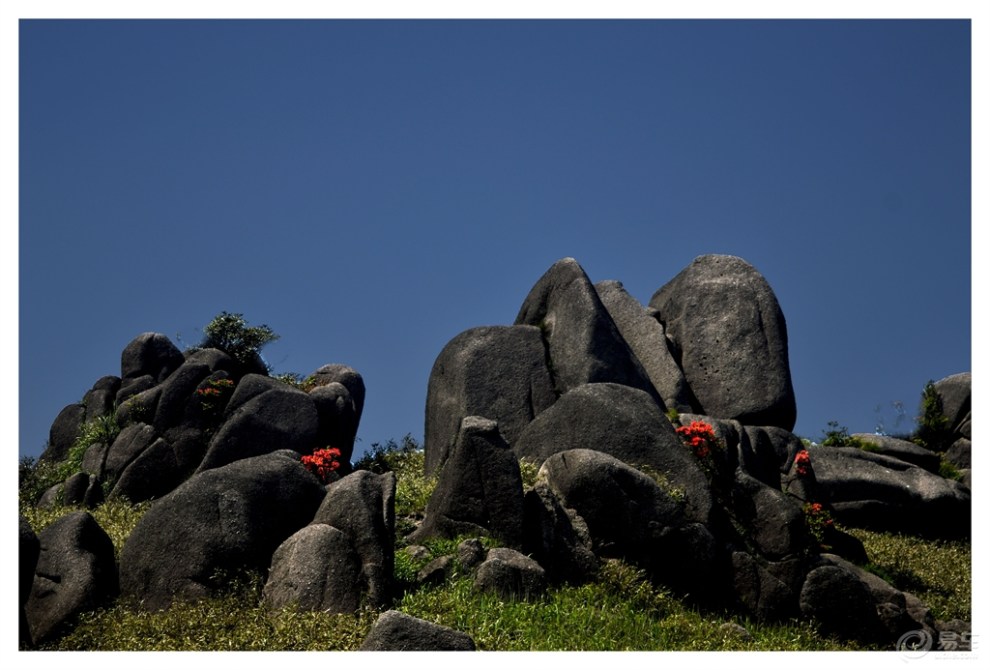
[199,311,279,372]
[820,421,871,449]
[914,380,953,452]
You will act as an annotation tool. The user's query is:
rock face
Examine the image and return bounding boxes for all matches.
[934,372,971,439]
[595,280,693,412]
[515,258,662,405]
[514,384,713,524]
[650,254,796,430]
[311,470,396,609]
[42,403,87,463]
[473,548,547,600]
[808,446,971,538]
[424,325,556,474]
[412,417,525,547]
[262,524,363,614]
[119,451,327,610]
[851,434,941,473]
[24,511,118,645]
[360,610,476,651]
[20,517,40,645]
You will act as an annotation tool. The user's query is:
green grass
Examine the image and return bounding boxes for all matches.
[23,440,971,652]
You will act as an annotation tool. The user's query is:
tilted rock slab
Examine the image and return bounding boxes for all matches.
[24,511,117,645]
[595,279,693,412]
[650,254,797,430]
[119,450,326,611]
[424,325,556,474]
[412,416,525,548]
[515,257,662,405]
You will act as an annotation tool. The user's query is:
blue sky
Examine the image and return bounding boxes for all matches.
[17,18,973,460]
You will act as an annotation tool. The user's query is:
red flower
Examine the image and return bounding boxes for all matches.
[793,450,811,477]
[302,447,343,484]
[676,421,717,461]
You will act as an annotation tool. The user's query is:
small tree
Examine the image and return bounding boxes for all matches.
[914,380,952,452]
[200,312,279,373]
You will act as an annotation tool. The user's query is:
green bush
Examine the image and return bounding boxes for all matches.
[914,380,953,452]
[820,421,871,449]
[198,311,279,372]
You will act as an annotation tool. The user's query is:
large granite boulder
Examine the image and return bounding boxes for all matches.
[851,434,941,473]
[152,349,235,434]
[20,517,40,646]
[412,417,525,548]
[808,446,971,538]
[119,450,326,610]
[424,325,556,474]
[262,524,363,614]
[309,364,366,418]
[308,364,366,464]
[311,470,396,609]
[120,332,185,384]
[515,258,662,404]
[595,280,693,412]
[197,374,319,472]
[24,512,118,645]
[515,384,713,524]
[538,448,724,603]
[934,372,971,439]
[41,403,86,463]
[650,255,796,430]
[82,376,121,422]
[360,610,476,651]
[522,482,599,585]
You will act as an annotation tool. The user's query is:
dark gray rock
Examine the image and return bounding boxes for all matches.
[25,511,117,645]
[718,622,754,642]
[424,325,556,474]
[851,434,941,473]
[538,448,724,602]
[945,438,971,470]
[740,425,806,489]
[360,610,476,651]
[119,450,326,611]
[515,258,662,405]
[730,472,813,560]
[417,555,455,587]
[37,483,63,509]
[120,332,185,383]
[808,445,971,538]
[595,280,693,412]
[934,372,971,437]
[262,524,363,614]
[819,553,936,643]
[104,422,158,484]
[116,384,161,426]
[515,384,713,524]
[62,472,102,508]
[309,364,366,422]
[110,437,183,503]
[311,470,396,609]
[799,564,886,643]
[42,403,86,463]
[522,482,599,585]
[116,374,156,406]
[412,417,525,548]
[80,443,107,478]
[153,349,235,434]
[197,375,319,472]
[83,376,121,422]
[731,551,800,621]
[650,254,796,430]
[457,539,486,570]
[20,517,40,646]
[474,548,546,600]
[310,382,360,466]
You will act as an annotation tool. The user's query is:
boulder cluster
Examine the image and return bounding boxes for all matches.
[19,254,972,651]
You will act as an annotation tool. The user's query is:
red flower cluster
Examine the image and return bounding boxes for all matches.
[302,447,342,484]
[793,450,811,477]
[676,420,718,459]
[196,387,223,397]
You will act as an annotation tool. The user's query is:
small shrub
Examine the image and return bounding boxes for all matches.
[914,380,952,452]
[198,311,279,372]
[518,458,541,489]
[353,434,422,474]
[820,421,870,449]
[938,459,963,481]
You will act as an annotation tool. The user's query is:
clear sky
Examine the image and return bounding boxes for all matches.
[17,18,973,460]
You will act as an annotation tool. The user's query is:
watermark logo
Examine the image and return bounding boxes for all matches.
[897,629,973,659]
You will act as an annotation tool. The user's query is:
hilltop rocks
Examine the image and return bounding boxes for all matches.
[120,332,185,383]
[42,403,86,463]
[650,255,796,431]
[850,434,941,473]
[934,373,971,439]
[24,511,117,645]
[119,451,326,611]
[424,326,555,473]
[515,258,661,404]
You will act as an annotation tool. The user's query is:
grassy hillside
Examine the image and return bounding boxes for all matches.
[20,440,971,652]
